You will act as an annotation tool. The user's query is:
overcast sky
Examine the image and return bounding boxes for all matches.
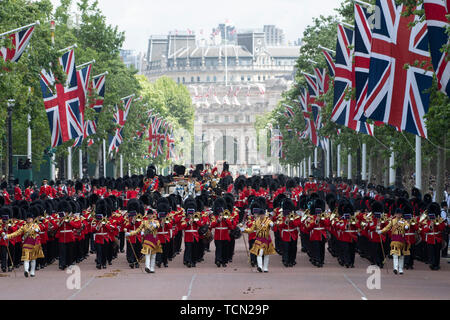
[50,0,344,53]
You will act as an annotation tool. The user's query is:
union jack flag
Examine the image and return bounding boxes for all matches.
[297,88,319,146]
[363,0,433,138]
[321,49,336,77]
[304,72,323,132]
[113,96,133,127]
[331,24,374,136]
[313,67,330,95]
[282,104,295,119]
[108,128,124,155]
[72,64,93,148]
[40,49,84,148]
[0,24,35,63]
[424,0,450,97]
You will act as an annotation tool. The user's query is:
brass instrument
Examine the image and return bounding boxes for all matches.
[277,215,284,225]
[222,210,231,220]
[136,214,143,222]
[301,209,310,223]
[435,216,445,226]
[101,217,108,225]
[289,212,297,221]
[193,212,201,222]
[164,216,171,225]
[320,212,327,221]
[418,209,427,223]
[350,215,357,226]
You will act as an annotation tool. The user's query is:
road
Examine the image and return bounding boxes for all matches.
[1,237,449,300]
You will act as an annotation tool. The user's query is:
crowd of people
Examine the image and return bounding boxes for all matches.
[0,162,448,278]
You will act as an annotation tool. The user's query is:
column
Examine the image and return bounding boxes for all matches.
[348,153,352,180]
[415,136,422,190]
[389,147,395,186]
[79,149,83,179]
[337,145,341,177]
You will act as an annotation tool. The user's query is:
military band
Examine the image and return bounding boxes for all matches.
[0,163,448,278]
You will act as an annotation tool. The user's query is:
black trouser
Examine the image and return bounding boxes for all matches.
[58,242,69,268]
[156,242,169,265]
[0,245,13,270]
[106,240,113,263]
[14,242,21,267]
[340,241,356,266]
[274,231,282,254]
[405,245,415,267]
[310,239,325,264]
[46,240,54,263]
[369,241,384,266]
[249,239,257,265]
[427,242,442,268]
[167,238,175,259]
[175,232,183,253]
[126,241,140,264]
[119,232,125,252]
[357,236,369,258]
[227,238,235,262]
[184,240,200,264]
[300,232,310,257]
[96,242,106,266]
[282,239,298,265]
[441,228,449,257]
[37,243,47,267]
[197,239,205,260]
[214,240,228,264]
[90,234,96,253]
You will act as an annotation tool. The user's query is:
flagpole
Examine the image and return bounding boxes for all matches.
[348,153,352,180]
[389,147,395,186]
[76,60,96,69]
[308,156,312,176]
[27,113,32,163]
[337,144,341,177]
[362,143,367,181]
[102,139,106,177]
[0,21,40,37]
[50,20,56,182]
[67,147,72,180]
[79,148,83,179]
[415,136,422,190]
[120,154,123,178]
[58,44,77,53]
[93,71,109,79]
[326,139,331,178]
[318,45,336,54]
[314,148,318,169]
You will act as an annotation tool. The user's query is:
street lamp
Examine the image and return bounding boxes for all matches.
[7,100,15,189]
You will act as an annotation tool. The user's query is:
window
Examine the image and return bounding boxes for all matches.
[245,115,250,122]
[258,76,261,81]
[191,77,194,83]
[197,76,201,82]
[207,76,210,82]
[247,76,251,81]
[213,76,217,82]
[234,115,239,123]
[203,116,208,123]
[215,115,219,123]
[182,77,185,83]
[224,116,229,123]
[177,77,180,84]
[263,76,266,81]
[241,76,245,81]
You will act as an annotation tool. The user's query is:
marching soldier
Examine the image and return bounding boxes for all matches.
[275,198,300,267]
[210,197,234,267]
[123,200,142,269]
[240,197,276,273]
[421,202,447,270]
[2,209,44,277]
[306,198,329,267]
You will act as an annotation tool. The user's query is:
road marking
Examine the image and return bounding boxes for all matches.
[182,274,197,300]
[344,274,368,301]
[67,276,95,300]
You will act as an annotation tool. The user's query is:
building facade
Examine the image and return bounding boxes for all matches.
[144,31,300,173]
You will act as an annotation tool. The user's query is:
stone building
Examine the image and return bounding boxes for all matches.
[144,30,300,173]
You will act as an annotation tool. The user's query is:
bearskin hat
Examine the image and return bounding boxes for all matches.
[0,207,12,219]
[95,199,108,217]
[371,201,384,214]
[57,200,71,213]
[212,197,226,216]
[127,199,140,214]
[427,202,440,215]
[273,193,287,209]
[282,198,295,215]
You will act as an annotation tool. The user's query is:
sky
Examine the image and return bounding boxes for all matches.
[50,0,344,54]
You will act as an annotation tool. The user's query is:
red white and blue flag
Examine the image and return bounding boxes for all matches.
[282,104,295,119]
[331,24,374,136]
[423,0,450,97]
[363,0,433,138]
[72,64,93,147]
[40,49,84,148]
[321,49,336,77]
[271,129,284,159]
[0,24,35,63]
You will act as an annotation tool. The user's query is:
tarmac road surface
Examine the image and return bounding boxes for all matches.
[0,237,449,300]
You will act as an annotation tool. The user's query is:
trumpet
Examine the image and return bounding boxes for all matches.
[221,210,231,220]
[277,215,284,225]
[419,211,428,223]
[101,217,108,225]
[289,212,297,221]
[320,212,327,221]
[136,214,143,222]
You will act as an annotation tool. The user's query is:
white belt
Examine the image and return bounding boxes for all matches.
[60,230,73,233]
[158,232,168,234]
[185,230,197,233]
[282,229,297,233]
[96,233,107,236]
[405,233,416,236]
[314,227,325,230]
[345,230,357,233]
[216,227,228,230]
[426,232,439,235]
